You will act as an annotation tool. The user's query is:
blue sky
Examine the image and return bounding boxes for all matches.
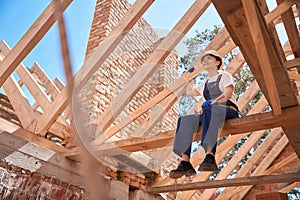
[0,0,224,83]
[0,0,290,84]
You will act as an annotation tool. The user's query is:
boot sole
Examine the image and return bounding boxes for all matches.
[169,169,196,179]
[198,164,219,172]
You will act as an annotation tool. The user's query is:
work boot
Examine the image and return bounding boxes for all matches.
[169,161,196,179]
[198,154,218,172]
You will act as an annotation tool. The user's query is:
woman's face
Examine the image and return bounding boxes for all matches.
[201,55,219,70]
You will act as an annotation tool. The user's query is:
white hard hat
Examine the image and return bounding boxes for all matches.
[201,50,222,68]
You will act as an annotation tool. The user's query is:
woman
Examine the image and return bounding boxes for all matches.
[169,50,240,179]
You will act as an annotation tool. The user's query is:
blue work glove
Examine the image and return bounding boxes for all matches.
[187,67,194,73]
[201,100,212,109]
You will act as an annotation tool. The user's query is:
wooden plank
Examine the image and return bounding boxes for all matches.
[212,1,298,108]
[282,124,300,158]
[236,80,260,112]
[264,0,295,24]
[31,64,72,121]
[0,118,67,154]
[242,0,281,115]
[278,182,300,193]
[215,129,285,200]
[0,131,82,185]
[0,41,69,129]
[215,134,288,199]
[0,0,72,87]
[70,104,300,158]
[277,0,300,59]
[1,76,37,131]
[35,85,69,136]
[219,105,300,136]
[96,0,211,138]
[230,135,289,200]
[225,51,245,76]
[285,57,300,69]
[66,95,267,158]
[147,172,300,193]
[33,0,155,136]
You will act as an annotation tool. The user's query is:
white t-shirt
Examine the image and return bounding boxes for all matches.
[196,71,237,104]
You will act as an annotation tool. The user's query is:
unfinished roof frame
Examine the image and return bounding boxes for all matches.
[0,0,299,199]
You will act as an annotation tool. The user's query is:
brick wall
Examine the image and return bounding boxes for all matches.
[0,162,86,200]
[80,0,178,140]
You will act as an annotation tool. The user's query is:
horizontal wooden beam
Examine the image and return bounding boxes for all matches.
[66,105,300,157]
[147,172,300,193]
[0,117,67,154]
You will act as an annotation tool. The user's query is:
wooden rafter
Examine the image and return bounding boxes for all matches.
[228,135,289,199]
[212,0,298,108]
[0,0,72,87]
[242,0,281,115]
[216,130,288,199]
[0,117,67,154]
[264,0,295,24]
[148,172,300,193]
[0,41,69,130]
[0,67,37,132]
[32,0,155,136]
[276,0,300,71]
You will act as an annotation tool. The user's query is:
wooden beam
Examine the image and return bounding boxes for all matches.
[278,182,300,193]
[35,85,69,136]
[265,0,295,24]
[0,131,82,185]
[0,0,72,87]
[242,0,281,115]
[1,77,37,131]
[230,135,289,199]
[218,133,289,200]
[277,0,300,59]
[75,103,300,158]
[33,0,155,136]
[220,105,300,136]
[96,0,211,138]
[147,172,300,193]
[31,63,60,99]
[212,1,298,108]
[236,80,260,112]
[0,41,69,129]
[30,64,72,121]
[285,57,300,69]
[0,117,67,154]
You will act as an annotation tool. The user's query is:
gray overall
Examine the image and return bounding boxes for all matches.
[173,74,239,157]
